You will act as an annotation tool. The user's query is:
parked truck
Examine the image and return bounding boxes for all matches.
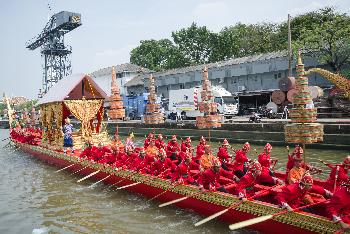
[168,86,238,119]
[123,93,164,120]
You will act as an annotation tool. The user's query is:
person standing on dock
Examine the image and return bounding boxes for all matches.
[63,117,74,154]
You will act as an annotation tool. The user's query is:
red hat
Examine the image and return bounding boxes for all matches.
[212,157,221,167]
[343,156,350,166]
[186,137,191,143]
[200,136,206,142]
[242,142,251,151]
[250,161,262,173]
[172,135,177,140]
[222,139,229,146]
[264,143,272,152]
[158,134,163,139]
[148,133,154,138]
[293,145,303,155]
[300,173,313,186]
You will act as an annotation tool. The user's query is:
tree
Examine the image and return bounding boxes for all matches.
[211,22,285,62]
[130,39,189,71]
[172,23,216,64]
[291,7,350,72]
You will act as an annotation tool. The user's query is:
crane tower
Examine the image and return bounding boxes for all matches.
[26,11,82,97]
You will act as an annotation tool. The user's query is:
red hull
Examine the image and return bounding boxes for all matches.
[16,142,340,234]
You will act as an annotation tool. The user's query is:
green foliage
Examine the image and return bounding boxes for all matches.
[172,23,216,64]
[291,7,350,72]
[130,39,189,72]
[14,100,38,112]
[130,7,350,72]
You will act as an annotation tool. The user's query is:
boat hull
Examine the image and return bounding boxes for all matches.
[15,141,342,234]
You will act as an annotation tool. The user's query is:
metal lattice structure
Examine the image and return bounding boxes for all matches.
[26,11,82,97]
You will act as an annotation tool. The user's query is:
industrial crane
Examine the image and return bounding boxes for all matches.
[26,11,82,97]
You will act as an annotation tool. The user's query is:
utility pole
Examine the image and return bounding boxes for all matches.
[288,14,292,77]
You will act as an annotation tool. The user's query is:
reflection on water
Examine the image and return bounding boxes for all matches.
[0,129,348,233]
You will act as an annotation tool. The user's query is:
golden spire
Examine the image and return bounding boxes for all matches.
[297,49,303,65]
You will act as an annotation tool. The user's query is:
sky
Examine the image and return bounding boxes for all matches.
[1,0,350,99]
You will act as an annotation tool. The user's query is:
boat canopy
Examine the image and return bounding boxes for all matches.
[37,74,107,105]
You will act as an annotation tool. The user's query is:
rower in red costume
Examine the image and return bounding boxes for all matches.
[217,139,233,171]
[172,150,200,185]
[144,133,154,149]
[199,157,234,193]
[195,136,206,162]
[235,161,283,200]
[321,156,349,192]
[151,149,176,178]
[286,145,306,174]
[181,137,192,152]
[129,148,154,173]
[155,134,166,150]
[258,143,277,184]
[120,146,139,169]
[79,138,95,159]
[326,177,350,230]
[274,173,331,211]
[233,142,250,178]
[166,135,180,160]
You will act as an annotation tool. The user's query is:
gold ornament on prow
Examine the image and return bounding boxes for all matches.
[144,74,164,124]
[108,66,125,119]
[196,66,221,129]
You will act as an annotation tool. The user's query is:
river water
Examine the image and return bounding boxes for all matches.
[0,129,348,234]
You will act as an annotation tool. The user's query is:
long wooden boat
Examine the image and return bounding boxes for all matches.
[13,140,344,234]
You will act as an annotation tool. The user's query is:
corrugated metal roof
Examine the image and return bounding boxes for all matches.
[91,63,151,77]
[124,51,289,87]
[37,74,108,105]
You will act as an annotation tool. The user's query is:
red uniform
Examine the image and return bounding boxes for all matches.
[275,183,326,208]
[326,187,350,225]
[235,172,276,198]
[233,150,249,176]
[155,139,166,150]
[217,147,231,163]
[258,152,271,168]
[152,158,176,178]
[181,142,191,152]
[166,141,180,157]
[195,143,205,161]
[144,138,152,149]
[324,164,348,192]
[199,168,233,191]
[172,160,200,184]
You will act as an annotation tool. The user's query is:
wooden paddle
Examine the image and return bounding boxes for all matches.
[159,190,203,208]
[89,175,111,188]
[70,166,88,176]
[77,170,100,183]
[194,185,280,227]
[116,181,141,190]
[228,200,328,231]
[55,164,74,173]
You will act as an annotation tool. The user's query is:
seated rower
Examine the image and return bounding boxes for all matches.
[145,140,159,158]
[235,161,283,200]
[321,156,349,192]
[155,134,166,150]
[274,173,331,211]
[144,133,154,149]
[195,136,206,163]
[166,135,180,160]
[326,177,350,230]
[217,139,233,171]
[232,142,251,178]
[287,155,305,184]
[286,145,321,175]
[79,138,94,159]
[172,150,200,185]
[93,141,112,162]
[151,149,176,178]
[129,148,153,173]
[200,145,215,172]
[181,137,192,152]
[199,157,234,193]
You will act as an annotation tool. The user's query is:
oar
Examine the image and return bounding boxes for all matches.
[159,190,203,208]
[89,175,111,188]
[77,170,100,183]
[116,182,141,190]
[194,185,279,227]
[228,200,327,231]
[70,166,88,176]
[55,164,74,173]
